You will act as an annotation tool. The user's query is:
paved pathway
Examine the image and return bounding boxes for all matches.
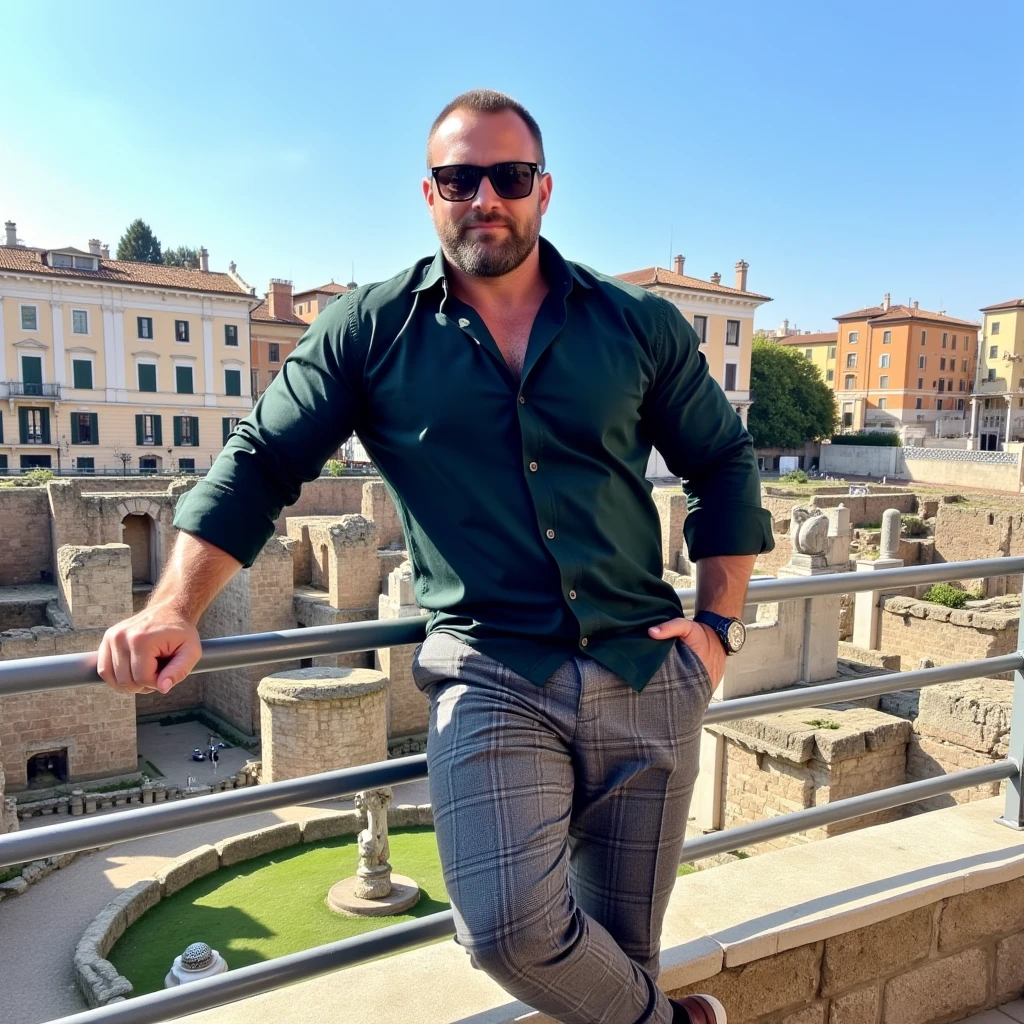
[0,776,430,1024]
[962,1004,1024,1023]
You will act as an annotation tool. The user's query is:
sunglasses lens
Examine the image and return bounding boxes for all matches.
[491,162,535,199]
[435,166,481,201]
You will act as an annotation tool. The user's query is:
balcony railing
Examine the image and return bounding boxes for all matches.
[0,556,1022,1024]
[6,381,61,397]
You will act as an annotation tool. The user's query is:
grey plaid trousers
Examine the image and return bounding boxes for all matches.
[411,631,713,1024]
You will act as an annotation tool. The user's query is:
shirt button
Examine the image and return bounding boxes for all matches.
[529,461,538,472]
[580,637,589,647]
[545,529,555,540]
[568,590,577,600]
[519,395,526,405]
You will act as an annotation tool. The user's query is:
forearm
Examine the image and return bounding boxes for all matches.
[694,554,756,619]
[149,532,242,624]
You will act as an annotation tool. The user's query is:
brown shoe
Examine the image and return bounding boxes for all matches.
[670,994,727,1023]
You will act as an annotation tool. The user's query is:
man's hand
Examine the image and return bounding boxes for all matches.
[648,617,725,686]
[97,602,202,695]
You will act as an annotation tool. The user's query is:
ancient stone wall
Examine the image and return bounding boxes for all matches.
[269,477,374,534]
[0,488,53,585]
[375,562,427,738]
[933,504,1024,596]
[360,480,405,549]
[652,488,688,572]
[57,544,133,629]
[878,596,1019,675]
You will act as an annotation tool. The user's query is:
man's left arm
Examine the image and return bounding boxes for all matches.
[642,300,774,680]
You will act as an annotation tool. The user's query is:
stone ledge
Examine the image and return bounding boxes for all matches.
[154,844,220,897]
[215,821,302,867]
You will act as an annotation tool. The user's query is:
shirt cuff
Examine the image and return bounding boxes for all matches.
[172,479,272,569]
[682,503,775,561]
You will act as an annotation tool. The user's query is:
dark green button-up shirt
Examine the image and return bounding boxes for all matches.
[174,238,773,691]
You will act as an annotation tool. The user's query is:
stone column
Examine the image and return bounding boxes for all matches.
[969,396,979,442]
[57,544,133,629]
[361,481,404,549]
[652,488,688,572]
[375,561,427,738]
[326,515,379,610]
[852,509,904,650]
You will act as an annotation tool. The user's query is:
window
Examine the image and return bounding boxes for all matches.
[137,317,153,339]
[178,458,196,473]
[846,353,857,368]
[915,397,922,409]
[71,412,98,445]
[692,316,707,344]
[222,416,240,445]
[948,379,954,393]
[940,358,946,371]
[842,410,853,427]
[877,398,887,410]
[963,360,969,373]
[724,363,738,391]
[964,337,971,350]
[880,354,890,369]
[268,370,277,383]
[72,359,93,390]
[251,369,259,394]
[938,379,946,393]
[73,256,97,270]
[883,331,891,344]
[805,348,813,359]
[174,415,199,447]
[139,457,158,475]
[224,368,241,397]
[921,330,926,345]
[725,320,740,346]
[51,254,73,268]
[76,457,94,473]
[225,324,238,347]
[917,377,924,389]
[828,345,836,358]
[849,331,859,344]
[20,305,38,331]
[175,320,190,343]
[71,309,88,335]
[845,375,856,389]
[957,399,965,411]
[937,399,944,411]
[879,375,889,389]
[826,368,834,382]
[135,414,162,446]
[942,333,948,348]
[952,336,957,350]
[268,343,280,363]
[959,380,965,392]
[19,407,50,444]
[990,345,999,359]
[175,365,194,394]
[138,363,157,392]
[21,355,43,393]
[992,322,1001,335]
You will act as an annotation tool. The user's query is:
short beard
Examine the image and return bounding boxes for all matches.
[437,209,541,278]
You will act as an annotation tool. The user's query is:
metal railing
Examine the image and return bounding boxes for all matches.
[6,381,61,397]
[1,556,1022,1024]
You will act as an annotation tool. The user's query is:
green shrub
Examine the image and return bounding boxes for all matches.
[902,515,929,538]
[325,459,344,477]
[830,431,901,447]
[780,470,809,483]
[923,583,968,609]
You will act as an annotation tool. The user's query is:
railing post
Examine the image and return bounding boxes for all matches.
[998,601,1024,829]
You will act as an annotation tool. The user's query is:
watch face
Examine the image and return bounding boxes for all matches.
[726,619,746,653]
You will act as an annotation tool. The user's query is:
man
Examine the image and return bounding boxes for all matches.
[97,89,772,1023]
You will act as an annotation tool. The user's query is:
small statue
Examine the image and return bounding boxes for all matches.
[353,788,393,899]
[790,505,830,556]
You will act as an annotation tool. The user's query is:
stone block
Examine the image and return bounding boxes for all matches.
[996,930,1024,1001]
[880,947,988,1024]
[0,875,29,896]
[215,821,302,867]
[939,877,1024,952]
[301,811,362,843]
[915,679,1013,756]
[154,844,220,897]
[110,878,161,928]
[821,906,933,995]
[781,1005,825,1024]
[828,986,879,1024]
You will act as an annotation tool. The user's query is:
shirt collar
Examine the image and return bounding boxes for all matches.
[411,236,592,296]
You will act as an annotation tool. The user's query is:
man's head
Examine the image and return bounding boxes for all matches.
[423,89,552,278]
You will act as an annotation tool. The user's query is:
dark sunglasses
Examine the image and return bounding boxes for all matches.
[431,162,540,202]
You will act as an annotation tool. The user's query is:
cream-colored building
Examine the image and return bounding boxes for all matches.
[777,331,838,386]
[293,280,350,324]
[971,298,1024,449]
[0,221,257,474]
[617,255,772,427]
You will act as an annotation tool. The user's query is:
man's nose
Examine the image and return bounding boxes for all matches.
[471,172,503,213]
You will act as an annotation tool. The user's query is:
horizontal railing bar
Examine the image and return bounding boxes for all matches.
[0,557,1021,698]
[684,759,1019,862]
[47,910,457,1024]
[0,754,427,869]
[703,654,1024,726]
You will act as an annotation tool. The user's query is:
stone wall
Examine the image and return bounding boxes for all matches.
[360,480,405,549]
[375,562,427,738]
[0,488,53,585]
[652,488,688,572]
[933,504,1024,596]
[269,476,376,535]
[878,595,1019,675]
[57,544,133,629]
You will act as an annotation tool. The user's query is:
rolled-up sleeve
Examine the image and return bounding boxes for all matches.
[644,300,774,561]
[172,295,363,567]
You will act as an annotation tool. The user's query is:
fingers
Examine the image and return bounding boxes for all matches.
[648,616,693,641]
[156,637,201,694]
[96,619,199,695]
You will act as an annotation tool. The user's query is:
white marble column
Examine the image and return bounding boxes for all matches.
[0,296,6,388]
[50,302,66,386]
[969,396,978,440]
[101,305,118,403]
[112,305,127,399]
[202,314,216,407]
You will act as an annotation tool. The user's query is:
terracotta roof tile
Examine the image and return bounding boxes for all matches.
[777,332,838,345]
[980,298,1024,313]
[0,244,253,297]
[835,302,979,329]
[834,305,885,320]
[250,299,308,326]
[294,281,349,299]
[615,266,771,301]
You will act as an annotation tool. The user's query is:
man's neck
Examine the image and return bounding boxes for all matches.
[446,244,548,312]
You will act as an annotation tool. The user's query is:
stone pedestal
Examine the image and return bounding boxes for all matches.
[852,557,904,650]
[327,874,421,916]
[164,943,228,987]
[258,667,388,783]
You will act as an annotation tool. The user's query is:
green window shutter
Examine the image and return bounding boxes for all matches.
[222,417,230,445]
[135,415,144,446]
[89,413,98,445]
[73,360,93,389]
[153,415,162,446]
[176,365,193,394]
[40,408,50,444]
[225,368,241,396]
[70,414,80,444]
[0,411,3,445]
[191,416,200,446]
[19,408,28,444]
[173,417,182,446]
[138,363,157,393]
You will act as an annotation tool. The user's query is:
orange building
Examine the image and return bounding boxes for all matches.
[292,281,350,324]
[833,295,979,438]
[249,280,307,401]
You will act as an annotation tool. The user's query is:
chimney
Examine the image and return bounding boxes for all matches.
[734,260,749,292]
[4,221,16,246]
[101,244,110,259]
[710,271,721,285]
[882,292,891,311]
[267,279,294,320]
[199,246,209,272]
[913,300,919,311]
[88,238,102,256]
[673,254,685,276]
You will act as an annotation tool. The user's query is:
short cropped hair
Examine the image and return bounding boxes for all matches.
[427,89,545,169]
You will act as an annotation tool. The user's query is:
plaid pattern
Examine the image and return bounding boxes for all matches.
[412,631,713,1024]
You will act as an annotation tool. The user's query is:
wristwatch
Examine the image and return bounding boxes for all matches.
[694,610,746,655]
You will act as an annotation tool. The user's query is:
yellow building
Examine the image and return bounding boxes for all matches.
[777,331,837,386]
[0,221,257,474]
[616,255,772,427]
[972,297,1024,449]
[292,281,350,324]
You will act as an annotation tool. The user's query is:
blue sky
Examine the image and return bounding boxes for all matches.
[2,1,1021,330]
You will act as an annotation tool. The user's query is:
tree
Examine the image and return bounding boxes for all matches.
[748,337,837,449]
[116,219,162,263]
[163,245,200,269]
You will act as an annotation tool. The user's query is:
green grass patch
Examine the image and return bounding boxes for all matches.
[0,864,25,884]
[677,862,696,876]
[109,828,449,996]
[923,583,969,609]
[87,779,143,793]
[804,719,841,730]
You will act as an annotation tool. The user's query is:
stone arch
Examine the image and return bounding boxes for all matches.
[120,512,158,584]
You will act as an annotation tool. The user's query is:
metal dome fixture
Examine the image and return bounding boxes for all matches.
[180,942,215,972]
